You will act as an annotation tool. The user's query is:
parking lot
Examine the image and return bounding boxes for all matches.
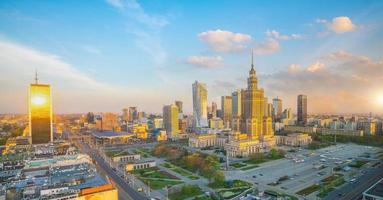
[224,143,382,199]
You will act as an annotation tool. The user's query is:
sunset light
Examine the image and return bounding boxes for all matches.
[31,96,46,106]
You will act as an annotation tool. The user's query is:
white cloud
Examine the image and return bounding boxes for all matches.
[266,30,302,41]
[198,29,252,53]
[288,64,301,73]
[253,38,280,55]
[329,16,356,33]
[306,61,325,72]
[186,55,223,68]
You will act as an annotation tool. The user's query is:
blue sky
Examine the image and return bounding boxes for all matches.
[1,0,383,114]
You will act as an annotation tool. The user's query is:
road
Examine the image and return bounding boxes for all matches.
[75,138,148,200]
[324,163,383,200]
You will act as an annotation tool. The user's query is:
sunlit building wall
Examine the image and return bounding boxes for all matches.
[192,81,208,128]
[29,83,53,144]
[163,104,179,138]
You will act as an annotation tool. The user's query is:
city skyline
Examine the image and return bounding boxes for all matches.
[1,0,383,114]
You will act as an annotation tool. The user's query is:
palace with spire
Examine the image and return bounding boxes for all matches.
[189,53,276,157]
[225,54,275,157]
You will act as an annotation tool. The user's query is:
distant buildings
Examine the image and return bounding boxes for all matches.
[232,90,241,118]
[192,81,208,128]
[175,100,183,113]
[29,75,53,144]
[272,97,283,121]
[163,104,179,138]
[221,96,232,128]
[297,94,308,125]
[276,133,312,147]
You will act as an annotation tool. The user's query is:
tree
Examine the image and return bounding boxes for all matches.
[213,171,225,186]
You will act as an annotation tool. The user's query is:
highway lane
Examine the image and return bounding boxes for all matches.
[324,163,383,200]
[77,140,148,200]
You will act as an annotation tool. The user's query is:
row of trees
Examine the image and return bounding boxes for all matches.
[311,133,383,147]
[247,148,286,164]
[152,144,225,186]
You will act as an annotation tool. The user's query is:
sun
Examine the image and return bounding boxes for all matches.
[31,96,46,105]
[378,95,383,105]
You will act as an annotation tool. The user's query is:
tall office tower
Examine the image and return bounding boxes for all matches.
[102,112,118,131]
[128,107,138,122]
[297,95,307,125]
[163,104,179,138]
[211,102,218,118]
[175,100,183,113]
[29,73,53,144]
[122,108,129,122]
[240,55,273,139]
[192,81,208,128]
[232,90,242,118]
[272,97,283,120]
[86,112,95,124]
[283,108,292,119]
[221,96,232,128]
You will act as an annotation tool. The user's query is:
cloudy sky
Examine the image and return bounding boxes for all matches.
[1,0,383,114]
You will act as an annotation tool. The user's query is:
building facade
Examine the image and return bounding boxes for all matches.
[192,81,208,128]
[163,104,179,138]
[29,82,53,144]
[297,95,308,125]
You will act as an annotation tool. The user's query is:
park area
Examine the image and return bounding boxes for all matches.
[132,167,183,190]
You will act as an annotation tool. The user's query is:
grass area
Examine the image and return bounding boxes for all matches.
[230,162,247,168]
[133,167,183,190]
[217,186,251,199]
[348,160,368,168]
[296,184,320,196]
[244,149,285,165]
[160,162,200,180]
[209,179,251,189]
[194,195,218,200]
[316,174,346,198]
[240,165,259,171]
[265,190,298,200]
[105,150,131,157]
[143,179,183,190]
[169,185,203,200]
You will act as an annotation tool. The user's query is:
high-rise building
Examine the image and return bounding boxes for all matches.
[163,104,179,138]
[86,112,95,124]
[175,100,183,113]
[232,90,242,118]
[122,108,129,122]
[102,112,118,131]
[29,74,53,144]
[273,97,282,120]
[240,56,273,140]
[211,102,217,118]
[192,81,208,128]
[297,95,307,125]
[221,96,232,128]
[128,107,138,122]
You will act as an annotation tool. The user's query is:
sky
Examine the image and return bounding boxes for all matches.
[1,0,383,114]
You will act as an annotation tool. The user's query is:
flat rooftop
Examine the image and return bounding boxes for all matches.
[91,131,133,139]
[364,178,383,198]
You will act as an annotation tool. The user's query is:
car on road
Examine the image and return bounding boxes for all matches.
[252,175,256,178]
[350,178,356,183]
[137,188,143,192]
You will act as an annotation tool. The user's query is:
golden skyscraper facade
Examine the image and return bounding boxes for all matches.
[29,83,53,144]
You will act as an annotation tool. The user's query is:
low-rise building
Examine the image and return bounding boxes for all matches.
[284,125,317,133]
[319,128,363,136]
[275,133,312,147]
[125,160,156,172]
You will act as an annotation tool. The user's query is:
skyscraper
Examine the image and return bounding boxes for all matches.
[221,96,232,128]
[192,81,208,128]
[240,54,273,140]
[272,97,282,120]
[211,102,217,118]
[122,108,129,122]
[29,74,52,144]
[128,107,138,122]
[297,95,307,125]
[232,90,242,118]
[175,101,183,113]
[163,104,179,138]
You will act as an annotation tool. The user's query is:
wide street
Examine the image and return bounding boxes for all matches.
[73,134,148,200]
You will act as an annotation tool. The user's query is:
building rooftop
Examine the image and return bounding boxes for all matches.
[364,178,383,198]
[92,131,133,139]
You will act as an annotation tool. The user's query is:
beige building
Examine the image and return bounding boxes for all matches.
[284,125,317,133]
[276,133,312,147]
[221,96,232,128]
[319,128,363,136]
[125,160,156,172]
[188,133,227,148]
[112,154,141,163]
[225,139,263,157]
[163,104,179,138]
[209,118,224,129]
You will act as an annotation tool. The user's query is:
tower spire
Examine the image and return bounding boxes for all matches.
[251,49,254,69]
[35,69,38,84]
